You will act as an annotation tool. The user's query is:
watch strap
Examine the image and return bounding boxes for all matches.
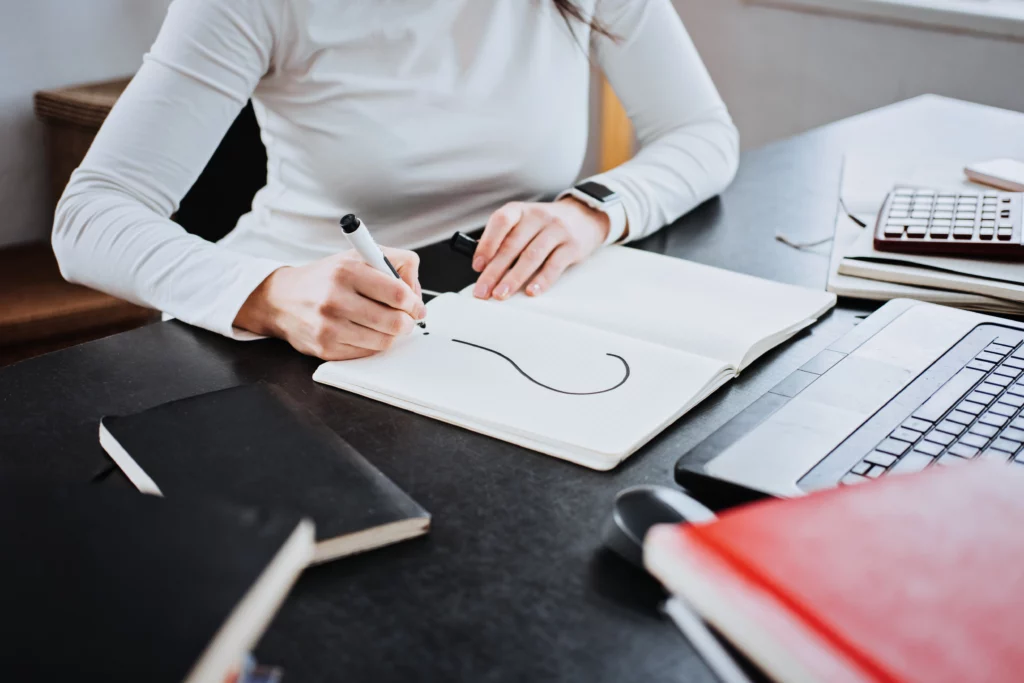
[557,184,628,245]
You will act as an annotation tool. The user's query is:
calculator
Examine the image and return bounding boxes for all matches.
[873,187,1024,259]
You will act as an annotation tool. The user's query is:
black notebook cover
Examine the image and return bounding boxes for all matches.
[100,383,430,563]
[0,483,311,682]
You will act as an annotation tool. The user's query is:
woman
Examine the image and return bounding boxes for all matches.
[53,0,739,360]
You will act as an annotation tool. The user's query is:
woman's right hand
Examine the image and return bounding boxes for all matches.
[234,248,426,361]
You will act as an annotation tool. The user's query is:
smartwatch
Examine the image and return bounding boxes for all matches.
[559,181,628,245]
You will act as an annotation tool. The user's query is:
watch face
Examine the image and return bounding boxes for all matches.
[576,181,617,203]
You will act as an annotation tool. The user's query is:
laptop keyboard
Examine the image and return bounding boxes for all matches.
[842,336,1024,485]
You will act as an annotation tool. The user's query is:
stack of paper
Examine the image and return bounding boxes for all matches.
[828,152,1024,316]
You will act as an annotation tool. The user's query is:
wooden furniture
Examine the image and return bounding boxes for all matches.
[4,78,266,368]
[0,244,155,366]
[34,78,132,210]
[0,79,157,368]
[3,96,1012,682]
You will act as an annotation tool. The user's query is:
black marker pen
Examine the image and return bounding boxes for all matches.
[449,231,479,258]
[341,214,426,329]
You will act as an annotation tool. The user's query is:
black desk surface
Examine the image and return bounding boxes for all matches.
[4,95,1024,682]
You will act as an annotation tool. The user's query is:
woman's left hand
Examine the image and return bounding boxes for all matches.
[471,198,611,300]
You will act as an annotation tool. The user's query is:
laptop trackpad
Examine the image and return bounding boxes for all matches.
[703,304,981,497]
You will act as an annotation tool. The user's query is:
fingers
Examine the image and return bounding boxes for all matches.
[339,259,426,321]
[302,314,394,361]
[334,320,402,353]
[526,245,577,296]
[473,217,545,300]
[315,340,379,362]
[475,202,525,272]
[384,247,423,297]
[309,310,411,360]
[491,222,572,300]
[340,291,417,337]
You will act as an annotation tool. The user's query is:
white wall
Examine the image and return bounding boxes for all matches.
[674,1,1024,150]
[0,0,171,248]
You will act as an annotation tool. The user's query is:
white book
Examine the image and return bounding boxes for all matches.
[314,247,836,471]
[828,214,1024,316]
[839,224,1024,304]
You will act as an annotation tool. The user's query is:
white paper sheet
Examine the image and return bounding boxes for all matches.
[483,246,836,369]
[314,294,730,469]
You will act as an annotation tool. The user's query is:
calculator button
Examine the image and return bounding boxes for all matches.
[932,218,952,227]
[907,227,927,238]
[999,221,1014,229]
[981,220,996,228]
[915,190,935,196]
[954,228,974,239]
[982,212,997,220]
[954,219,975,227]
[929,227,950,239]
[889,210,909,219]
[979,228,994,240]
[895,188,915,196]
[933,211,953,219]
[911,211,930,219]
[904,218,929,226]
[884,226,904,237]
[998,230,1014,240]
[984,192,999,198]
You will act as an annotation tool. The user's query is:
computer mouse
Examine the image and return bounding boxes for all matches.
[602,485,717,569]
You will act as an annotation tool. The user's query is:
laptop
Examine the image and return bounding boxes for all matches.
[676,299,1024,502]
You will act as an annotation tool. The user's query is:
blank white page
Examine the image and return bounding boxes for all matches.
[314,294,730,470]
[489,247,836,369]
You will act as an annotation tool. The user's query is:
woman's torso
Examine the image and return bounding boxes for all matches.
[221,0,595,263]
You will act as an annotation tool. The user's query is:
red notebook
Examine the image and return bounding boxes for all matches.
[644,462,1024,683]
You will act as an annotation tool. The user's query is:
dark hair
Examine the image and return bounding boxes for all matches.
[552,0,616,40]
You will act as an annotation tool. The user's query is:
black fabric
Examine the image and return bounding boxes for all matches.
[176,102,266,243]
[101,383,428,544]
[0,482,302,682]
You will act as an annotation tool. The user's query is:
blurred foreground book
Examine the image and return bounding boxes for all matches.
[645,462,1024,683]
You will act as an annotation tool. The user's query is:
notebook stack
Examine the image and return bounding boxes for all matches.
[828,155,1024,316]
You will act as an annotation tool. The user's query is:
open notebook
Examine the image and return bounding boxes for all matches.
[314,247,836,470]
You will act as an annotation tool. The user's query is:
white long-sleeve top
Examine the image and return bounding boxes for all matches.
[53,0,739,339]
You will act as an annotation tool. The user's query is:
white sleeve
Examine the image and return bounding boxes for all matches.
[585,0,740,242]
[52,0,285,339]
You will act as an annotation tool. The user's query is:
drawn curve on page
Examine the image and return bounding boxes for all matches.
[451,339,631,396]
